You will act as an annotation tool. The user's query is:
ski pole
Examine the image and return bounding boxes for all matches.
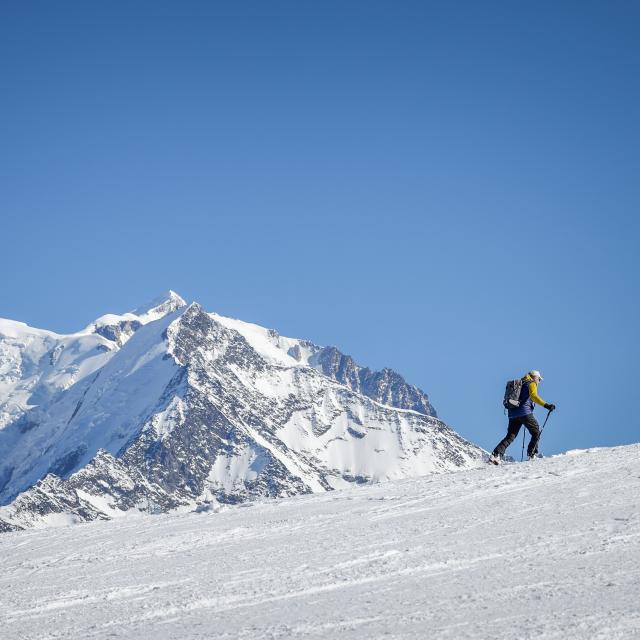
[521,428,526,462]
[539,409,552,438]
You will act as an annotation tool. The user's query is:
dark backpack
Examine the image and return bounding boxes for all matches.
[503,379,523,409]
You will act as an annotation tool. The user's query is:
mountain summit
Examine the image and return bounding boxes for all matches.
[0,294,483,531]
[131,289,187,318]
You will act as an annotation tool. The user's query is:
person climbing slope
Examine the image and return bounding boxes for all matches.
[489,370,556,464]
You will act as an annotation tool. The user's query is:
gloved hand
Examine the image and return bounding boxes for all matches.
[544,403,556,412]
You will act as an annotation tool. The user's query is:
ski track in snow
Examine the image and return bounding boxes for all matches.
[1,445,639,639]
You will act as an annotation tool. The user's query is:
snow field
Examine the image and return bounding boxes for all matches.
[1,444,639,639]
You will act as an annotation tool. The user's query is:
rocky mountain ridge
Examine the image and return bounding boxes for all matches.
[0,293,484,531]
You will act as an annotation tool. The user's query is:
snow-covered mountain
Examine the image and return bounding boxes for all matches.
[0,292,483,531]
[0,290,187,430]
[1,445,638,639]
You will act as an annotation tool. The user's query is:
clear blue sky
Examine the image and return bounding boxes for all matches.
[2,2,639,456]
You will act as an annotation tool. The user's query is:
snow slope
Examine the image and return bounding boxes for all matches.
[1,444,638,639]
[0,290,186,431]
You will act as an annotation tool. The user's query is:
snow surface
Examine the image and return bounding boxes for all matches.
[1,444,638,639]
[209,312,305,367]
[0,291,186,432]
[0,319,112,428]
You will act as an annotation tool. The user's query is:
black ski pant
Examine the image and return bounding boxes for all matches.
[492,413,540,458]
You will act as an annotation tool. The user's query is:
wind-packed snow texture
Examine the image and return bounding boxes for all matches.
[1,445,638,639]
[0,292,482,531]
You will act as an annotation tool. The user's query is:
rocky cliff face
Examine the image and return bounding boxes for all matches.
[310,346,436,417]
[0,294,484,531]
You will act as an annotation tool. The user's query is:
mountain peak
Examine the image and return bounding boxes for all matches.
[132,290,187,317]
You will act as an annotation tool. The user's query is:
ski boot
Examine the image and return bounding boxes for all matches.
[488,454,501,466]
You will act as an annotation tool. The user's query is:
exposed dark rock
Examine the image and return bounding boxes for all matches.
[94,319,142,346]
[311,346,437,417]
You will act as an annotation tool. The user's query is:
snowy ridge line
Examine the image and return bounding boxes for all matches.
[0,292,482,531]
[210,310,438,417]
[0,443,638,639]
[0,290,187,433]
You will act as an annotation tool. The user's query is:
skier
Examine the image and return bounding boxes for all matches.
[489,370,555,464]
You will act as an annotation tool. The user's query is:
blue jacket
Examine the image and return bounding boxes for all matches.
[508,376,546,418]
